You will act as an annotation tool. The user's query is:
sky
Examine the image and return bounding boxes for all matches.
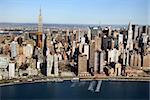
[0,0,149,25]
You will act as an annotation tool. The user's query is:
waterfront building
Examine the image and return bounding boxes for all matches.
[94,50,105,74]
[54,53,59,76]
[115,63,122,76]
[143,53,150,67]
[47,53,54,76]
[78,54,90,77]
[17,54,26,67]
[8,61,15,79]
[99,51,105,73]
[0,55,9,67]
[89,40,95,69]
[130,52,134,67]
[94,51,99,74]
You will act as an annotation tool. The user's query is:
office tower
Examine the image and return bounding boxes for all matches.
[17,54,26,67]
[10,41,18,58]
[108,26,112,36]
[137,54,141,67]
[126,49,130,66]
[108,49,119,63]
[78,54,90,76]
[142,33,148,44]
[123,49,126,66]
[88,27,92,41]
[130,53,134,67]
[111,39,115,49]
[133,52,138,67]
[132,25,139,41]
[127,22,133,51]
[89,40,95,69]
[83,44,89,60]
[79,43,83,53]
[118,34,123,44]
[72,41,76,56]
[103,36,112,50]
[54,53,59,76]
[95,36,102,51]
[37,8,43,48]
[94,50,105,74]
[99,51,104,73]
[23,44,33,58]
[8,61,15,79]
[94,51,99,74]
[81,37,85,44]
[118,34,124,52]
[77,30,81,42]
[47,53,54,76]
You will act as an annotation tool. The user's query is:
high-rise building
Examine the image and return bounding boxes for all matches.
[95,36,102,51]
[37,8,43,48]
[83,44,89,60]
[127,22,133,51]
[132,25,139,41]
[23,44,33,58]
[89,40,95,69]
[78,54,90,77]
[54,53,59,76]
[94,51,99,74]
[8,61,15,79]
[114,63,122,76]
[88,27,92,41]
[10,41,18,58]
[47,53,54,76]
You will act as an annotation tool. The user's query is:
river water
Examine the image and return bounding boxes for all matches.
[0,81,149,100]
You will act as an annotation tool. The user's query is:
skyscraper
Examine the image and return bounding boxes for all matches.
[37,8,43,48]
[127,22,133,51]
[10,41,18,58]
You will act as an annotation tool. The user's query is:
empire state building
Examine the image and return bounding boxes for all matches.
[37,8,43,48]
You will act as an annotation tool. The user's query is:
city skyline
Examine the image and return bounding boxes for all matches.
[0,0,149,25]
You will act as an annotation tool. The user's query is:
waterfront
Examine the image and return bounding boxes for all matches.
[1,81,149,100]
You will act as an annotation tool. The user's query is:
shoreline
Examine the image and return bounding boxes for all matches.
[0,77,150,87]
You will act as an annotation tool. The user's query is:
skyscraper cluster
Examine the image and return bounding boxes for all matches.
[0,9,149,80]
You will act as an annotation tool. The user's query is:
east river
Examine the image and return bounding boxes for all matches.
[0,81,149,100]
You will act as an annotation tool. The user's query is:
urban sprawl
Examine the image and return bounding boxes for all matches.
[0,9,150,84]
